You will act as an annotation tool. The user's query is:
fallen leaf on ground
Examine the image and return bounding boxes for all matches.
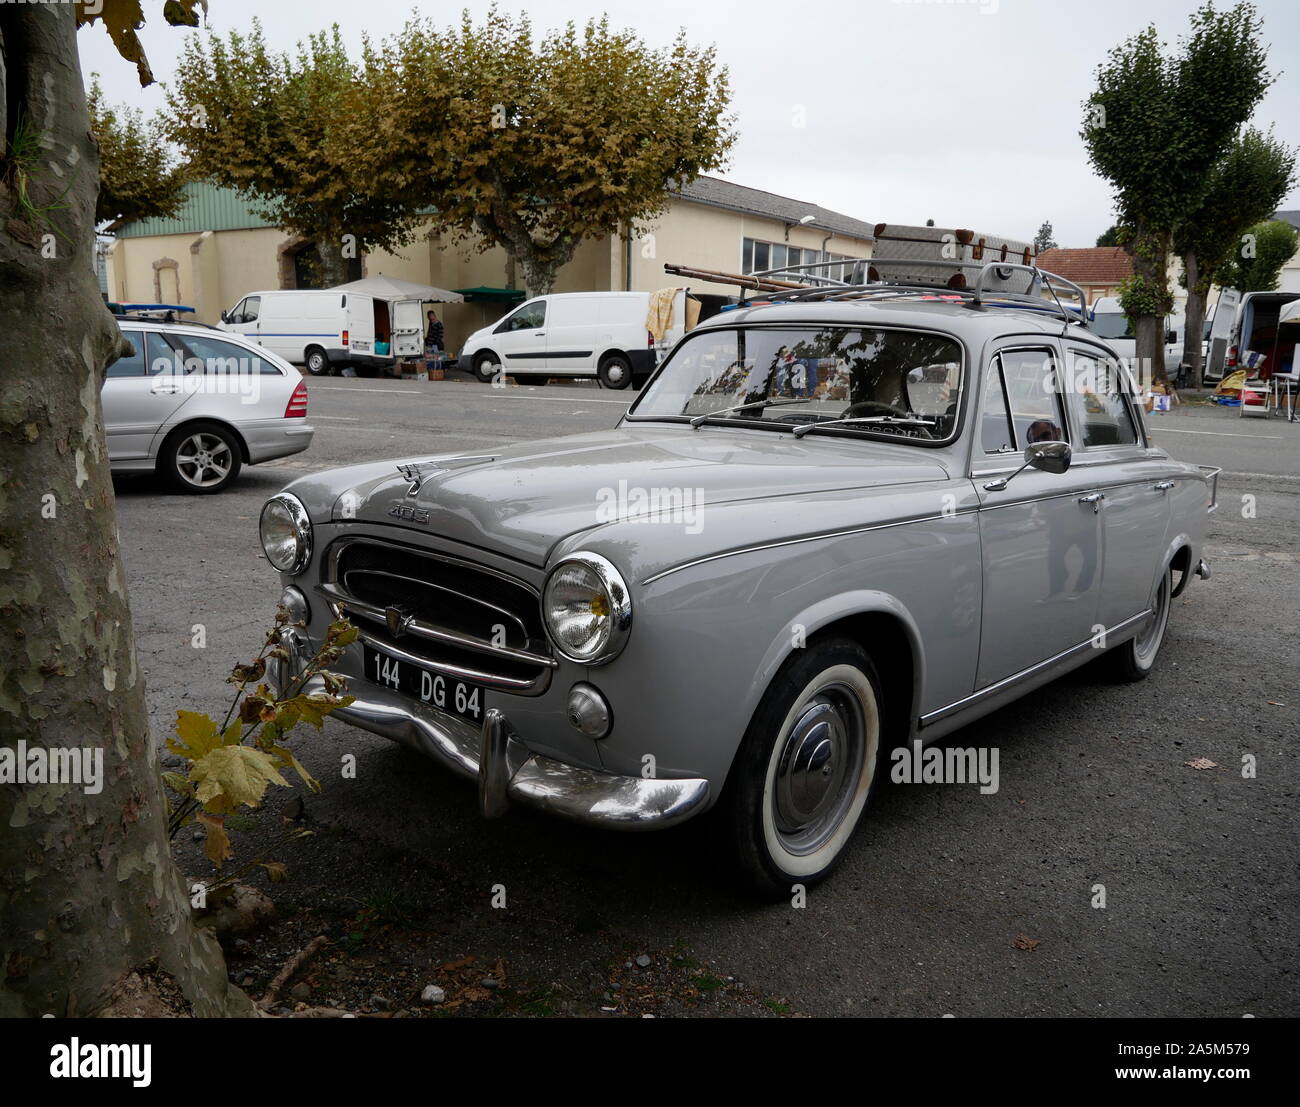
[1185,757,1218,770]
[1012,934,1040,952]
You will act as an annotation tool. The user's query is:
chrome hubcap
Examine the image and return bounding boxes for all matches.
[773,682,865,855]
[176,433,232,487]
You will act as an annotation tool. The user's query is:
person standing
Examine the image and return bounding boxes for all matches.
[425,309,445,355]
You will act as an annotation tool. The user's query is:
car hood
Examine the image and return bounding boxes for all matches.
[286,425,951,568]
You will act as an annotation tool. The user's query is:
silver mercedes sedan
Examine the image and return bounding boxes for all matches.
[104,321,315,494]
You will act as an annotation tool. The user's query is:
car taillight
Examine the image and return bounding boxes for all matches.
[1226,345,1237,367]
[285,380,308,418]
[647,330,655,347]
[342,329,349,347]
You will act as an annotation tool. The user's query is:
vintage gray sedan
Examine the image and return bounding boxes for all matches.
[261,265,1217,893]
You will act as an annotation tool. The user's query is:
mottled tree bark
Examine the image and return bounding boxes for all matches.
[1182,251,1209,385]
[0,5,252,1018]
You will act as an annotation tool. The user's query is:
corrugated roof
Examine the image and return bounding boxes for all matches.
[1274,209,1300,231]
[672,176,876,241]
[116,175,879,243]
[115,181,277,237]
[1035,246,1132,285]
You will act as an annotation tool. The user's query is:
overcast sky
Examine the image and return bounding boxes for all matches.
[79,0,1300,247]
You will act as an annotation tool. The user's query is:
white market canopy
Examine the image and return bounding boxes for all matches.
[330,275,464,303]
[1278,298,1300,326]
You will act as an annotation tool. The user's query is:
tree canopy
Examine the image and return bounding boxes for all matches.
[1215,218,1299,292]
[1032,221,1057,253]
[88,77,189,227]
[164,20,423,284]
[357,8,735,293]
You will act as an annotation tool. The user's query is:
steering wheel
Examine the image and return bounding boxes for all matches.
[840,399,935,439]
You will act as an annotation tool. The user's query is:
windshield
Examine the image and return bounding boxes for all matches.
[1091,312,1135,340]
[629,325,963,443]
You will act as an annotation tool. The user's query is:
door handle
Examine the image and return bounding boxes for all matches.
[1154,480,1174,492]
[1078,491,1105,513]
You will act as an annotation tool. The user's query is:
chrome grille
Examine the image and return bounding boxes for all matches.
[319,537,556,694]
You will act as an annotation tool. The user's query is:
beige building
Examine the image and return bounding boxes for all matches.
[105,177,879,355]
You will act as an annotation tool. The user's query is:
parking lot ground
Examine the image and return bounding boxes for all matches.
[112,379,1299,1016]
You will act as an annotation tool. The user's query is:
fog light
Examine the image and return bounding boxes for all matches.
[567,683,611,739]
[280,585,310,626]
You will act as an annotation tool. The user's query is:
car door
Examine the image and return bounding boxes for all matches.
[492,298,548,370]
[224,296,260,341]
[546,297,596,374]
[391,298,424,358]
[972,343,1104,688]
[101,330,194,461]
[1058,346,1170,636]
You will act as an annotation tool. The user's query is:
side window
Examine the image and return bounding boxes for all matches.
[146,332,180,375]
[173,334,278,375]
[1061,351,1138,447]
[999,348,1067,446]
[106,332,148,378]
[242,296,260,323]
[495,301,546,334]
[980,360,1015,453]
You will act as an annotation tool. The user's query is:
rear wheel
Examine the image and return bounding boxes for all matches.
[1104,566,1173,682]
[304,346,328,376]
[159,422,242,494]
[473,352,500,384]
[723,638,884,897]
[598,354,633,390]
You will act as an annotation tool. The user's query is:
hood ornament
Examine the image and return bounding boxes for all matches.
[397,455,496,497]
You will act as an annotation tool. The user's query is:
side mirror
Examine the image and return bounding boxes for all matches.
[220,310,229,323]
[984,440,1071,491]
[1025,439,1071,475]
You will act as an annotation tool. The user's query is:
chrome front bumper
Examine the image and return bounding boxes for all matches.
[271,629,709,831]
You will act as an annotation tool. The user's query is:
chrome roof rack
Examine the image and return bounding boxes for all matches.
[664,258,1090,328]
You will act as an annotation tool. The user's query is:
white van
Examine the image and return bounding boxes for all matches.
[219,289,420,376]
[1202,288,1297,382]
[1089,296,1183,366]
[456,290,711,389]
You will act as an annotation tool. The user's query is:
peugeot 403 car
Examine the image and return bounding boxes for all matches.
[260,261,1217,894]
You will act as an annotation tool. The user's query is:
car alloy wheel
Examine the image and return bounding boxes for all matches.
[174,431,233,489]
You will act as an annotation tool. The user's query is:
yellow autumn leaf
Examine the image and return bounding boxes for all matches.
[166,710,226,761]
[190,745,289,813]
[196,811,233,867]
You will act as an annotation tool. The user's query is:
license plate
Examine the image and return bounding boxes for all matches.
[362,644,483,724]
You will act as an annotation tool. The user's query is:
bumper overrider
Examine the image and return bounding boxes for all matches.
[269,626,709,830]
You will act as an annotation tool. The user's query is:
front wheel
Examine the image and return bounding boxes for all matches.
[159,422,242,494]
[722,638,884,897]
[1104,566,1173,682]
[473,352,500,384]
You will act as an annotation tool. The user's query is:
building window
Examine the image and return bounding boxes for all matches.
[743,237,857,282]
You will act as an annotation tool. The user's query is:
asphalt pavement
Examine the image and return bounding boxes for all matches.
[111,377,1299,1017]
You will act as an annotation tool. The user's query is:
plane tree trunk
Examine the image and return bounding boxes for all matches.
[0,4,253,1018]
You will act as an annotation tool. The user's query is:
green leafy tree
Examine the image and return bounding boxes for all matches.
[1,0,258,1017]
[1215,218,1300,292]
[1033,221,1057,254]
[1096,223,1126,247]
[88,76,189,227]
[164,20,423,285]
[360,7,735,294]
[1174,130,1296,379]
[1082,2,1273,388]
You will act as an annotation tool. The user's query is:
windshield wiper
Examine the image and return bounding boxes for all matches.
[791,414,936,439]
[689,397,810,429]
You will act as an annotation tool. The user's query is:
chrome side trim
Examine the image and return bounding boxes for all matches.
[919,610,1151,728]
[640,509,978,586]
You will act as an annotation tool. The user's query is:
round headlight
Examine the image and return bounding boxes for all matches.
[542,552,632,664]
[260,493,312,574]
